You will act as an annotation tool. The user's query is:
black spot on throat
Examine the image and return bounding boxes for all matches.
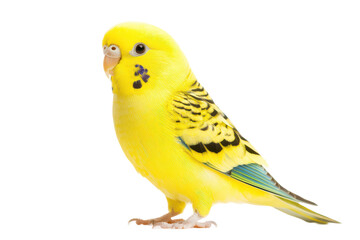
[133,80,142,89]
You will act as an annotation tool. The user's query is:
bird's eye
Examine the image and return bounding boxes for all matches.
[130,43,149,57]
[135,44,145,54]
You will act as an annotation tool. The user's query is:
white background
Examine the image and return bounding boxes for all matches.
[0,0,359,239]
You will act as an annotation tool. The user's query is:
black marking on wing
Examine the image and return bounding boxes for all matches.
[220,130,240,147]
[210,109,218,117]
[231,133,240,146]
[198,93,209,97]
[191,111,201,115]
[239,134,247,141]
[245,145,260,155]
[221,139,231,147]
[201,103,210,110]
[174,110,189,119]
[174,105,191,111]
[189,142,206,153]
[174,100,190,106]
[192,87,205,92]
[204,142,223,153]
[189,94,214,103]
[189,102,200,108]
[200,125,209,131]
[191,80,198,87]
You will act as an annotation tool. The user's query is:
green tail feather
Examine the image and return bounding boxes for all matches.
[275,197,340,224]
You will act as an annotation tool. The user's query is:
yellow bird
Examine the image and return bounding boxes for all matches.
[102,22,338,228]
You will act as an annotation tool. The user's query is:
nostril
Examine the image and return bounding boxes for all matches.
[107,45,120,57]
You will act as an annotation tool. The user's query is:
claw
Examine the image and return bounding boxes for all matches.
[153,222,173,229]
[153,212,217,229]
[129,217,185,226]
[128,210,185,227]
[128,218,152,225]
[193,221,217,228]
[129,212,215,229]
[128,218,137,224]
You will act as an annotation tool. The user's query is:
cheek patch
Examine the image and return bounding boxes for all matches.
[133,64,150,89]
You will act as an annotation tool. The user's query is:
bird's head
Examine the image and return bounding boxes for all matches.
[102,22,192,96]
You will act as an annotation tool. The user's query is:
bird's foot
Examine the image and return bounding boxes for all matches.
[128,211,184,226]
[153,212,217,229]
[129,217,184,226]
[153,220,216,229]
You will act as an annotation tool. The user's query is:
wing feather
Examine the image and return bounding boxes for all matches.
[169,80,316,205]
[169,80,267,172]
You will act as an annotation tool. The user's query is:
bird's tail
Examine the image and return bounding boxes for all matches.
[275,197,339,224]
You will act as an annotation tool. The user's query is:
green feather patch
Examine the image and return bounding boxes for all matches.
[230,163,296,201]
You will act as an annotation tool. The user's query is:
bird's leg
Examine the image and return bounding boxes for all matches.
[129,210,184,226]
[153,211,217,229]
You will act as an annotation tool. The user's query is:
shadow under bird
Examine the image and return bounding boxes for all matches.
[102,22,339,229]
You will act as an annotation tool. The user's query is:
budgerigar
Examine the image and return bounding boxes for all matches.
[102,22,338,228]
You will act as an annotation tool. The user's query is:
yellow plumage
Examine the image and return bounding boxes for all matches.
[102,22,338,228]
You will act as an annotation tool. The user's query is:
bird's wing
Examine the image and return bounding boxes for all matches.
[169,80,315,205]
[169,80,267,172]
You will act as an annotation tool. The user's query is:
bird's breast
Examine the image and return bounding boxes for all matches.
[112,93,180,182]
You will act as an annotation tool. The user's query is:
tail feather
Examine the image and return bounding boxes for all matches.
[275,197,340,224]
[265,170,317,206]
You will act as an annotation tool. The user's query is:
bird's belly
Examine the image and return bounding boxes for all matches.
[112,96,255,205]
[115,124,253,204]
[114,118,191,201]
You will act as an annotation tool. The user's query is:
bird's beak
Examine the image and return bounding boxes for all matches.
[103,45,121,79]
